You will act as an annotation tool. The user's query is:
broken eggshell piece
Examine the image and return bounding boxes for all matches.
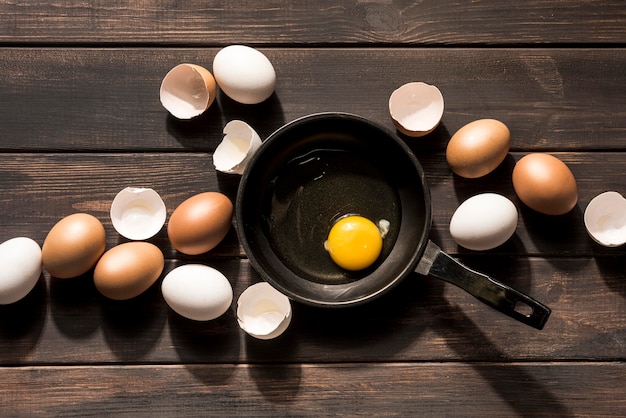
[160,63,217,119]
[237,282,292,340]
[110,187,166,240]
[584,191,626,247]
[389,82,444,137]
[213,120,262,174]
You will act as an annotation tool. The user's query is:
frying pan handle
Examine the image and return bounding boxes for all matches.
[415,241,551,330]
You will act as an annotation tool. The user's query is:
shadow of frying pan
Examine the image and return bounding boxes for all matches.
[429,300,573,417]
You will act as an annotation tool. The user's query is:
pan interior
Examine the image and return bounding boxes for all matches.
[237,114,431,306]
[265,143,401,284]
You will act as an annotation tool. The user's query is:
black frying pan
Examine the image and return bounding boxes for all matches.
[236,113,551,329]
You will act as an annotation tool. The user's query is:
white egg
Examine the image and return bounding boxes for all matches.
[161,264,233,321]
[212,45,276,104]
[0,237,42,304]
[450,193,518,251]
[237,282,292,340]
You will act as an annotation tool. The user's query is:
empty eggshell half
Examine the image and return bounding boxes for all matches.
[110,187,166,240]
[213,120,262,174]
[584,191,626,247]
[389,82,444,137]
[237,282,292,340]
[160,63,217,119]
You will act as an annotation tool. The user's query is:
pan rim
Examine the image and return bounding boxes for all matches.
[236,112,432,307]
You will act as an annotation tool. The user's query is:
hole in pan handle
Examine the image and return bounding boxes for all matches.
[415,240,552,330]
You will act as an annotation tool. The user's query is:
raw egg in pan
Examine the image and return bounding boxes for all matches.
[263,147,400,284]
[324,215,388,271]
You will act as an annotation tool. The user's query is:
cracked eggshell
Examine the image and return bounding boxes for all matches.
[450,193,518,251]
[389,82,444,137]
[110,187,166,240]
[0,237,42,305]
[237,282,292,340]
[160,63,217,119]
[584,191,626,247]
[213,45,276,104]
[213,120,262,174]
[161,264,233,321]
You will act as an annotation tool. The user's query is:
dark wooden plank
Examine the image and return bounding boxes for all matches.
[2,1,626,45]
[1,48,625,152]
[0,153,623,258]
[0,363,623,416]
[0,153,241,259]
[1,256,623,364]
[1,2,622,417]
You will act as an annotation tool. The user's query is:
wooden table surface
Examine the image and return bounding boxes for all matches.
[1,2,625,416]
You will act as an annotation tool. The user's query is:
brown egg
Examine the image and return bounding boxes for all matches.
[93,242,164,300]
[42,213,106,279]
[167,192,233,255]
[446,119,511,178]
[512,153,578,215]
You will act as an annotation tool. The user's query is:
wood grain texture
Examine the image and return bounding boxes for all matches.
[1,2,625,416]
[1,48,626,152]
[0,257,623,365]
[0,363,623,416]
[0,153,623,257]
[1,1,626,45]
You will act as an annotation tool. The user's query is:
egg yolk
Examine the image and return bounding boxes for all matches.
[324,215,383,271]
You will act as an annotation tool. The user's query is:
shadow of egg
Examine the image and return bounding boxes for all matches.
[216,90,285,141]
[100,282,167,362]
[402,121,451,154]
[451,153,518,203]
[168,306,240,361]
[520,204,594,263]
[247,361,303,405]
[595,256,626,298]
[167,307,241,385]
[215,170,242,204]
[49,271,101,339]
[0,275,47,362]
[165,103,224,151]
[162,259,242,367]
